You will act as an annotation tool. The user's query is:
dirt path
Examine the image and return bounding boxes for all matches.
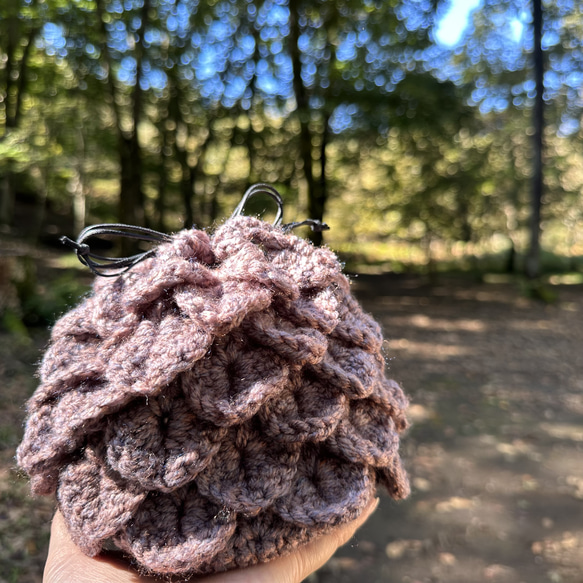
[1,274,582,583]
[317,275,583,583]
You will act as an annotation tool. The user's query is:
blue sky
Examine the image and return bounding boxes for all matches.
[434,0,525,46]
[434,0,482,46]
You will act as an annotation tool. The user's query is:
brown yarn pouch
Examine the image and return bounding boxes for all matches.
[17,191,409,576]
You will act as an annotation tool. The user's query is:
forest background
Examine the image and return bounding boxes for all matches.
[2,0,583,297]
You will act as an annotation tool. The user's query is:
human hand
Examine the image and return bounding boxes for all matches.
[44,496,379,583]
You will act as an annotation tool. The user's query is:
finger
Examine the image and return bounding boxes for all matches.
[44,510,158,583]
[199,496,380,583]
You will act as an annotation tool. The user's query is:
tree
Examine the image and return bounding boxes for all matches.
[435,0,583,273]
[526,0,543,278]
[0,0,41,227]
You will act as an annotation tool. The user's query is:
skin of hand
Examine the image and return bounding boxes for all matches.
[44,496,379,583]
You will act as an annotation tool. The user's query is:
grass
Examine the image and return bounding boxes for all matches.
[335,239,583,288]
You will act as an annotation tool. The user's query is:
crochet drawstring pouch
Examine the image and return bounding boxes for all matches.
[17,184,410,576]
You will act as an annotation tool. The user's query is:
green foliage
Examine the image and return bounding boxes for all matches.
[20,272,89,327]
[0,0,581,275]
[519,279,558,304]
[3,257,90,330]
[1,309,30,342]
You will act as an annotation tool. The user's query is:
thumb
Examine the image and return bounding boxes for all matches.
[43,511,157,583]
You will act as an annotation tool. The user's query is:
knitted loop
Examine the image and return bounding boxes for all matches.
[258,371,347,443]
[274,447,374,526]
[105,388,226,492]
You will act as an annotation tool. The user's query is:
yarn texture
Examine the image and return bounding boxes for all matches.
[17,215,410,576]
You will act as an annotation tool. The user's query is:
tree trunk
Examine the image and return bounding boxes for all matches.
[311,113,330,246]
[96,0,146,233]
[72,168,86,235]
[526,0,544,279]
[246,17,262,186]
[13,24,38,129]
[288,1,318,237]
[177,130,195,229]
[119,0,149,228]
[2,17,18,133]
[0,175,14,228]
[0,19,16,226]
[207,125,233,225]
[72,125,88,234]
[32,164,49,243]
[505,238,516,274]
[173,98,213,229]
[118,135,144,227]
[156,124,169,233]
[0,16,38,228]
[190,132,212,227]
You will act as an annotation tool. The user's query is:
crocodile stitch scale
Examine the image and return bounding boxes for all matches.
[17,215,410,576]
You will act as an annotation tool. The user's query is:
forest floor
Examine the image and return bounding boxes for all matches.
[1,272,582,583]
[318,274,583,583]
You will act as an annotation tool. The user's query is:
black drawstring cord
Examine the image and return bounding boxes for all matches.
[232,184,329,233]
[62,185,329,276]
[281,219,329,233]
[231,183,285,225]
[60,224,172,277]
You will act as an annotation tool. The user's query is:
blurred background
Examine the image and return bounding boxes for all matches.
[1,1,583,582]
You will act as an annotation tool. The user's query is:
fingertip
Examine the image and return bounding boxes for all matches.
[332,496,379,548]
[366,496,380,519]
[287,495,381,580]
[45,511,77,583]
[49,510,68,543]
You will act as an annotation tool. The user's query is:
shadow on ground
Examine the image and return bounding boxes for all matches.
[316,274,583,583]
[1,274,582,583]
